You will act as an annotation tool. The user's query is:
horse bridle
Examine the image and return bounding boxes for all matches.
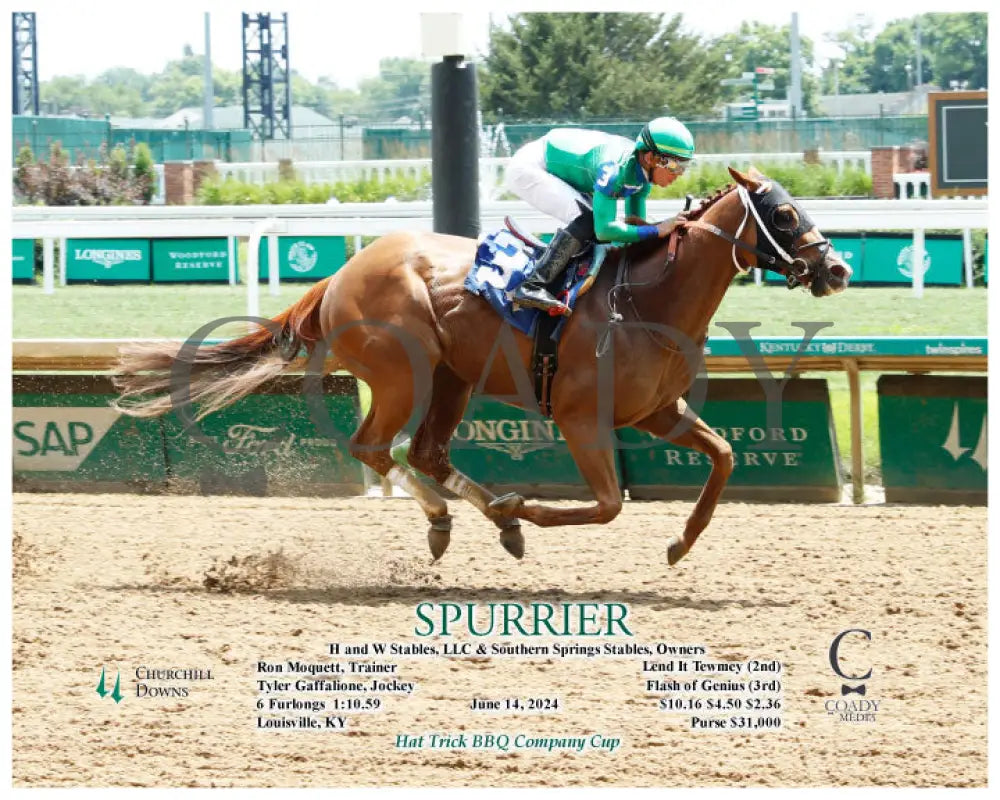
[597,180,831,357]
[684,183,830,287]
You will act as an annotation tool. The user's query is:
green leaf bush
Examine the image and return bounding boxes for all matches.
[649,161,872,199]
[196,169,432,205]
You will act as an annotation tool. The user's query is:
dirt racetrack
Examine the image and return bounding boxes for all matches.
[12,492,987,788]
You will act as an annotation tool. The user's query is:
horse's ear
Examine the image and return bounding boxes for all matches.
[728,165,764,192]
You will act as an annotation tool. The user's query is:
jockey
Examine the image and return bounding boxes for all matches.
[504,116,695,315]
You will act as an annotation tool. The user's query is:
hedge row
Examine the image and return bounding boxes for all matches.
[196,161,871,206]
[197,170,431,205]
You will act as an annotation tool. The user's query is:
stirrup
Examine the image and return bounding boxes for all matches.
[513,288,572,316]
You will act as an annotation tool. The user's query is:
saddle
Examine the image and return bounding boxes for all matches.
[464,218,614,417]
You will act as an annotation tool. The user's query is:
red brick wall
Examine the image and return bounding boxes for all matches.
[163,162,194,205]
[192,160,218,195]
[870,146,899,199]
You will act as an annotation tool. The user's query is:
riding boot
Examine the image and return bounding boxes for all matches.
[512,228,584,315]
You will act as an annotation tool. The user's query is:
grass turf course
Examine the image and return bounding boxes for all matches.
[12,282,987,483]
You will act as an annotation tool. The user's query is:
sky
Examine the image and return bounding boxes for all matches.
[22,0,991,89]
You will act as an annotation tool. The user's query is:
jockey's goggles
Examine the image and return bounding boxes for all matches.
[653,153,689,175]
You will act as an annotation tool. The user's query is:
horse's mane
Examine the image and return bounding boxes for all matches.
[685,183,736,222]
[622,183,737,261]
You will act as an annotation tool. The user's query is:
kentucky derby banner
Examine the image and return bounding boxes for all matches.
[620,378,842,502]
[152,238,230,282]
[877,375,986,504]
[66,238,151,282]
[257,236,347,280]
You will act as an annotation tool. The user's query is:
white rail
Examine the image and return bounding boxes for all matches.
[14,198,987,230]
[13,198,988,307]
[894,172,931,199]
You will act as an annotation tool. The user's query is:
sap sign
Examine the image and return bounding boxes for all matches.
[13,407,119,471]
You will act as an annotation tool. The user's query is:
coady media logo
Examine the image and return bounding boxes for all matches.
[826,628,879,723]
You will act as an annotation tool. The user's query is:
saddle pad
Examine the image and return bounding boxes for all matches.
[464,228,610,338]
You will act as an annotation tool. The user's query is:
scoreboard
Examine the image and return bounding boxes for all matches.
[928,91,987,197]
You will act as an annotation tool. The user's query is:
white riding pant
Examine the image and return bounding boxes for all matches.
[504,138,588,224]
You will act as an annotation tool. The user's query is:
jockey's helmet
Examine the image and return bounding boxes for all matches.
[636,117,695,161]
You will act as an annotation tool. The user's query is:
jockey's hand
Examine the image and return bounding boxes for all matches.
[656,217,681,238]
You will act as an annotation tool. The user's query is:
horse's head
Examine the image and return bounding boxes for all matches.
[728,166,852,297]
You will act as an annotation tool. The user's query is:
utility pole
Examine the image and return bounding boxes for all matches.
[789,12,803,117]
[915,16,923,87]
[202,12,213,129]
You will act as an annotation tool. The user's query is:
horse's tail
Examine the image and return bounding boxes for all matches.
[112,276,333,420]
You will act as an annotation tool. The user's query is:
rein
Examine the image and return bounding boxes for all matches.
[595,182,829,357]
[597,251,682,357]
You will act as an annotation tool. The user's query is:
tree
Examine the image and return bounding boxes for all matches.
[829,12,987,94]
[479,12,727,121]
[314,76,366,119]
[356,58,430,122]
[819,17,875,95]
[39,75,92,115]
[147,51,212,115]
[714,21,820,115]
[918,12,987,89]
[868,19,922,93]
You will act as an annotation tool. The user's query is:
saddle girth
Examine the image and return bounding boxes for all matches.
[531,312,561,418]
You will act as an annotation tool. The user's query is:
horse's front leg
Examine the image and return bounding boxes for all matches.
[634,398,734,565]
[490,418,623,528]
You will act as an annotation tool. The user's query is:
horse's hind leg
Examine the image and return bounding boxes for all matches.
[634,398,734,565]
[407,364,525,559]
[349,386,453,561]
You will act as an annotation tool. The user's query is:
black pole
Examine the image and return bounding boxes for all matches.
[431,54,479,237]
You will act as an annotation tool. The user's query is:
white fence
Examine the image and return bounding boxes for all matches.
[894,172,931,199]
[13,198,988,310]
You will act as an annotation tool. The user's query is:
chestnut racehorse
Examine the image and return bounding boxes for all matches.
[114,166,851,565]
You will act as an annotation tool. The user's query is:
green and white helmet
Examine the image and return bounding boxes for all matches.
[636,116,695,160]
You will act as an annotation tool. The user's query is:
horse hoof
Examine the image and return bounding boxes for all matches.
[667,537,688,566]
[427,514,453,562]
[428,528,451,561]
[489,492,524,515]
[499,525,525,560]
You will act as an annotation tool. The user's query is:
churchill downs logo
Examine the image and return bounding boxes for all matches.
[451,419,564,460]
[896,244,931,280]
[941,402,987,471]
[287,241,319,273]
[825,629,879,723]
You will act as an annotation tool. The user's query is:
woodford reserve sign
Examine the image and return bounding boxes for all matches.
[618,379,841,502]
